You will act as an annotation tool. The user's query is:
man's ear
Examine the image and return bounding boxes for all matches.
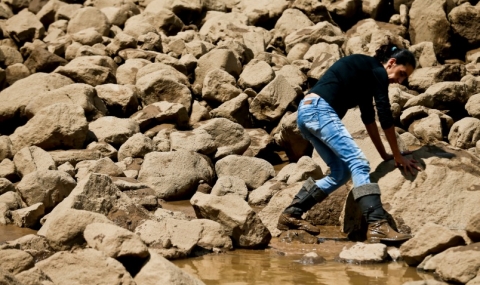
[387,58,397,67]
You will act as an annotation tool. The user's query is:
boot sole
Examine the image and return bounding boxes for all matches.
[277,224,289,231]
[277,223,320,235]
[368,237,411,243]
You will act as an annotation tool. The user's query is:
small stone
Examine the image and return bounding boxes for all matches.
[298,252,326,265]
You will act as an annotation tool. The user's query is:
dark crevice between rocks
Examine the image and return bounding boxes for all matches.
[117,255,149,278]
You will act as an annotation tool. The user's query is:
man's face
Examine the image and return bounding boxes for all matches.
[385,58,414,85]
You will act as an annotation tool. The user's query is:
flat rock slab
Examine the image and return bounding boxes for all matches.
[338,242,388,264]
[400,223,466,266]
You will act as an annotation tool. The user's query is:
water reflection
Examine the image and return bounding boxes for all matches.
[174,249,435,285]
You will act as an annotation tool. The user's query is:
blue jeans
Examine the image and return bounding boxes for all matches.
[297,96,371,195]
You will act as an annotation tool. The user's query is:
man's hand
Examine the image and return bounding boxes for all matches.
[383,151,421,175]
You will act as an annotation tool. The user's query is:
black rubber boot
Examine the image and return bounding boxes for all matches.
[277,178,328,235]
[356,194,386,224]
[356,193,412,243]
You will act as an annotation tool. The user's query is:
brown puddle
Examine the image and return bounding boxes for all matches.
[0,224,36,244]
[173,247,435,285]
[168,201,437,285]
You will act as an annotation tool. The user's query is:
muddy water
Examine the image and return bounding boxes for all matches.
[0,224,36,244]
[167,199,436,285]
[174,248,433,285]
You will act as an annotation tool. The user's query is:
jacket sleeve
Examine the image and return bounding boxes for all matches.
[371,67,394,129]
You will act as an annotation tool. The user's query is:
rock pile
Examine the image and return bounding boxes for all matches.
[0,0,479,283]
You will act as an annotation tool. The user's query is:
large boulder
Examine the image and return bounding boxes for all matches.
[191,192,271,248]
[408,65,466,93]
[135,69,192,112]
[249,75,298,123]
[88,116,140,147]
[368,143,480,234]
[343,19,408,57]
[271,8,314,45]
[24,47,68,74]
[84,222,149,259]
[5,9,44,44]
[66,7,111,36]
[117,133,155,161]
[135,218,202,256]
[275,156,323,184]
[54,56,117,87]
[123,9,184,38]
[0,249,34,274]
[305,42,343,80]
[215,155,275,189]
[0,73,73,132]
[202,69,242,104]
[448,3,480,47]
[35,248,135,284]
[13,146,56,178]
[16,170,76,212]
[409,0,452,59]
[448,117,480,149]
[130,102,189,131]
[399,223,466,266]
[409,41,439,68]
[24,83,106,121]
[39,208,114,251]
[209,93,252,127]
[190,219,233,251]
[238,59,275,91]
[193,49,242,95]
[116,58,150,85]
[403,82,470,110]
[408,113,444,143]
[9,103,88,154]
[169,129,217,155]
[284,21,345,53]
[144,0,202,24]
[75,157,125,181]
[211,175,248,200]
[421,243,480,284]
[94,84,139,117]
[193,118,251,159]
[11,203,45,228]
[198,12,249,43]
[137,151,215,200]
[234,0,289,25]
[38,173,151,237]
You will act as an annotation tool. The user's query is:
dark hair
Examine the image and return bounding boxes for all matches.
[375,43,417,68]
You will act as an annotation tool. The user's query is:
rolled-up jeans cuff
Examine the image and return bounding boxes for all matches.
[352,183,381,200]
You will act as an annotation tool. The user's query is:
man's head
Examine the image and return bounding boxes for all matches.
[384,57,415,84]
[375,44,417,85]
